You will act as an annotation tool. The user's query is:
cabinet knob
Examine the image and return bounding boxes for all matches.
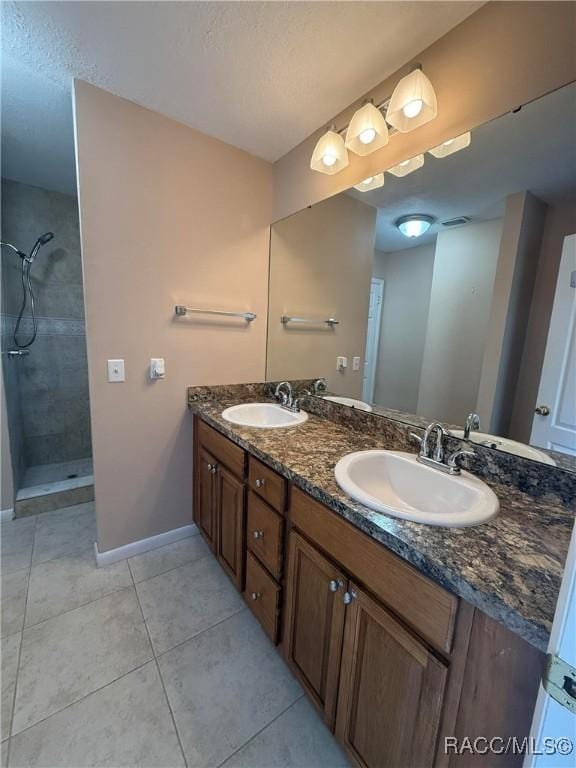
[255,478,265,488]
[207,463,213,471]
[252,530,264,540]
[329,579,342,593]
[210,463,219,474]
[535,405,551,416]
[343,590,357,605]
[251,592,261,601]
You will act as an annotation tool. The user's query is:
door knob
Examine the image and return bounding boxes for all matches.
[535,405,551,416]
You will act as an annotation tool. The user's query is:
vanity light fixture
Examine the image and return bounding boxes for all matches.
[345,102,389,156]
[386,66,438,133]
[310,127,349,175]
[429,131,472,158]
[387,154,424,177]
[354,173,385,192]
[396,214,435,238]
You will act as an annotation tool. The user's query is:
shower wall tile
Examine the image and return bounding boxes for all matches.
[1,178,92,472]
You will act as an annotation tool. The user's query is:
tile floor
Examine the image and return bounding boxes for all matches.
[1,502,349,768]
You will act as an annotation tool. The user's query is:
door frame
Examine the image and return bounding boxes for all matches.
[363,278,384,403]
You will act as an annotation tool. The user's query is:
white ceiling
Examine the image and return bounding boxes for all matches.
[1,1,483,194]
[347,83,576,252]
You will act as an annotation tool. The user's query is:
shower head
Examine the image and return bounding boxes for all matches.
[28,232,54,262]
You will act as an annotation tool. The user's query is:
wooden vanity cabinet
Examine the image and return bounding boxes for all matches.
[193,417,246,589]
[193,417,545,768]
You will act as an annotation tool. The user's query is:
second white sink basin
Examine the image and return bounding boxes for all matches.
[324,396,373,412]
[335,450,499,527]
[451,430,556,466]
[222,403,308,429]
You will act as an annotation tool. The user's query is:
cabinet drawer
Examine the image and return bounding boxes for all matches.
[290,487,458,655]
[245,551,281,644]
[248,456,287,513]
[247,492,284,580]
[198,420,245,479]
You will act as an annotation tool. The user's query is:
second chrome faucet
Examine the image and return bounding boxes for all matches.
[410,422,475,475]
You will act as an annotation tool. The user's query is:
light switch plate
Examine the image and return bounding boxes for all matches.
[336,356,348,371]
[107,359,125,383]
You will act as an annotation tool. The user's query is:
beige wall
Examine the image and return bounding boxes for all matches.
[273,2,576,221]
[477,193,546,435]
[74,81,272,553]
[372,243,435,413]
[267,194,376,397]
[510,199,576,442]
[417,219,503,425]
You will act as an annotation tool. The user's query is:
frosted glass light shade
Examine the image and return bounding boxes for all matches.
[354,173,385,192]
[396,214,435,238]
[387,154,424,177]
[386,69,438,133]
[310,130,349,175]
[429,131,471,158]
[345,103,389,156]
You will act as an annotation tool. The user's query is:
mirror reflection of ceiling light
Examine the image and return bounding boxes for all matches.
[428,131,472,158]
[386,67,438,133]
[396,214,435,238]
[387,154,424,177]
[354,173,385,192]
[345,102,389,156]
[309,128,349,175]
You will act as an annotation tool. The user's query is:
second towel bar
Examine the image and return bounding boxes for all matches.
[280,315,339,326]
[175,306,257,322]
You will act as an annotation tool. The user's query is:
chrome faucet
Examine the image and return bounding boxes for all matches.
[410,422,475,476]
[312,377,328,395]
[463,412,481,439]
[274,381,302,413]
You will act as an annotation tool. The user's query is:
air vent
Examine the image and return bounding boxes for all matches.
[441,216,471,228]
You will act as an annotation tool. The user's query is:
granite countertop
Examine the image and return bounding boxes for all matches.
[188,388,575,652]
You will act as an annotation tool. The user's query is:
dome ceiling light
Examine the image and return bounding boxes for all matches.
[396,214,436,238]
[429,131,472,158]
[354,173,385,192]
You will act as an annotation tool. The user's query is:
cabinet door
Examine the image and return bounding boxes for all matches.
[197,448,217,551]
[216,464,245,590]
[336,583,448,768]
[284,531,347,729]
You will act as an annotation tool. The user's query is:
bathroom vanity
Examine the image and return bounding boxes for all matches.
[189,384,573,768]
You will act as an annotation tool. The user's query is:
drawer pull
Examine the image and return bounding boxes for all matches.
[255,478,265,488]
[251,592,261,601]
[252,530,264,540]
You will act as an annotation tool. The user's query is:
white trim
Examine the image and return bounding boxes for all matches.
[94,523,198,567]
[0,507,15,522]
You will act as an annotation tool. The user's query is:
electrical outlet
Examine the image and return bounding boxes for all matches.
[352,356,361,371]
[336,356,348,371]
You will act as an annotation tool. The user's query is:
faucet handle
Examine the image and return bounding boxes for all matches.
[409,432,423,450]
[447,448,476,470]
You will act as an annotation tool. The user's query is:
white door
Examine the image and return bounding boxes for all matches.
[526,521,576,767]
[362,278,384,403]
[530,234,576,455]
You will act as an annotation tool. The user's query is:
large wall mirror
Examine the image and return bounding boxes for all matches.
[267,82,576,471]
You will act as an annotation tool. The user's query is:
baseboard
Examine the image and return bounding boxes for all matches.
[0,507,14,522]
[94,522,199,567]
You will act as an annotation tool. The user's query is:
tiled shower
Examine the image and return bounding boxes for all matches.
[1,178,93,514]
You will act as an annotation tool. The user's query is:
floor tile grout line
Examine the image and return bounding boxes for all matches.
[6,514,37,765]
[129,549,212,587]
[20,583,136,634]
[215,693,306,768]
[6,658,154,745]
[128,558,190,768]
[154,605,249,662]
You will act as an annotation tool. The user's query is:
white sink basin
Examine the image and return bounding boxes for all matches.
[451,430,556,466]
[222,403,308,429]
[335,450,499,527]
[324,396,373,412]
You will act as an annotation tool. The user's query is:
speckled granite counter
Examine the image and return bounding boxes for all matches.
[188,385,575,652]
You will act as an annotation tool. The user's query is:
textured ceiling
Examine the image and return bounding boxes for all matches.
[1,1,483,194]
[347,83,576,252]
